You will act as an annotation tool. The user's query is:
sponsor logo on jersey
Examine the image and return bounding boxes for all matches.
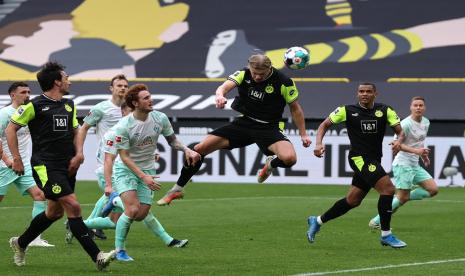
[106,140,114,146]
[42,106,50,111]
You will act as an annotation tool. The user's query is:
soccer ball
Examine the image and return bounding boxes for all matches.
[283,46,310,70]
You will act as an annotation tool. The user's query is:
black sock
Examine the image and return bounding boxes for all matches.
[68,217,101,262]
[320,198,354,223]
[18,212,57,248]
[270,157,293,168]
[176,155,204,187]
[378,195,394,231]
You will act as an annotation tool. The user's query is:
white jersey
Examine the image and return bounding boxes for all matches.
[83,100,122,165]
[114,111,174,170]
[393,116,430,167]
[0,105,30,168]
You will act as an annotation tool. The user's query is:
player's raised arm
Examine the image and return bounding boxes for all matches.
[215,79,236,109]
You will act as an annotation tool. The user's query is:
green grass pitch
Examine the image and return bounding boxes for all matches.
[1,181,464,275]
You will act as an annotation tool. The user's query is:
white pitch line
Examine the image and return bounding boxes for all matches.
[291,258,465,276]
[0,196,464,210]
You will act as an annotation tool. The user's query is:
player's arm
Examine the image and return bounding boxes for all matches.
[103,152,117,196]
[5,122,24,175]
[68,104,84,175]
[314,118,333,158]
[164,134,200,166]
[315,106,345,158]
[388,107,403,155]
[7,103,34,175]
[289,100,311,147]
[118,149,161,191]
[74,122,93,162]
[215,80,236,109]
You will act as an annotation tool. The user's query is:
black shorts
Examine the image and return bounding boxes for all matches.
[209,116,290,155]
[348,155,387,192]
[31,160,76,201]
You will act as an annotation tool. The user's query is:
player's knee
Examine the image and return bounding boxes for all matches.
[397,193,410,203]
[125,205,140,218]
[429,186,439,197]
[280,154,297,167]
[47,210,64,220]
[30,188,45,201]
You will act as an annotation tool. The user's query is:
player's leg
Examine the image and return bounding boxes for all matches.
[114,190,139,261]
[373,175,407,248]
[369,165,416,228]
[23,184,55,247]
[10,199,63,266]
[307,184,367,243]
[258,140,296,183]
[86,169,108,239]
[158,134,230,206]
[413,167,437,199]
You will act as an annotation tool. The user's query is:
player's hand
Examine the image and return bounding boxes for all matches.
[389,140,402,156]
[12,158,24,176]
[68,153,84,175]
[185,149,201,166]
[142,175,161,191]
[313,144,325,158]
[4,159,13,169]
[421,155,431,167]
[301,134,312,148]
[416,147,430,157]
[104,185,113,197]
[215,94,227,109]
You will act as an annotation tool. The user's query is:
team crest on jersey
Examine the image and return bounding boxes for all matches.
[368,164,377,172]
[64,104,72,112]
[375,110,383,117]
[265,85,274,94]
[52,184,62,194]
[115,136,122,143]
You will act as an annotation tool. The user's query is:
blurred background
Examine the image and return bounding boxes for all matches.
[0,0,464,185]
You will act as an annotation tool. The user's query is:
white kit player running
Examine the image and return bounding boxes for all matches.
[109,84,199,261]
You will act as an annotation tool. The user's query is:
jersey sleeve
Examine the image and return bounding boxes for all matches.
[160,113,175,137]
[83,104,104,126]
[0,110,9,136]
[103,131,117,155]
[114,125,130,150]
[400,119,410,136]
[280,79,299,104]
[227,70,245,85]
[328,106,346,124]
[72,102,79,129]
[10,102,35,127]
[387,107,401,127]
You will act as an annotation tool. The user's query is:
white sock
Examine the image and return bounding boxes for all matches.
[381,230,392,237]
[170,184,184,192]
[317,216,323,225]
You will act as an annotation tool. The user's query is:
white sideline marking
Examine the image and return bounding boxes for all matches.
[0,196,464,210]
[291,258,465,276]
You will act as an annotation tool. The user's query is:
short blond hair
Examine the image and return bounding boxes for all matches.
[248,54,272,70]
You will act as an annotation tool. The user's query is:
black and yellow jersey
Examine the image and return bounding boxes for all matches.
[10,94,79,162]
[228,67,298,123]
[329,103,400,160]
